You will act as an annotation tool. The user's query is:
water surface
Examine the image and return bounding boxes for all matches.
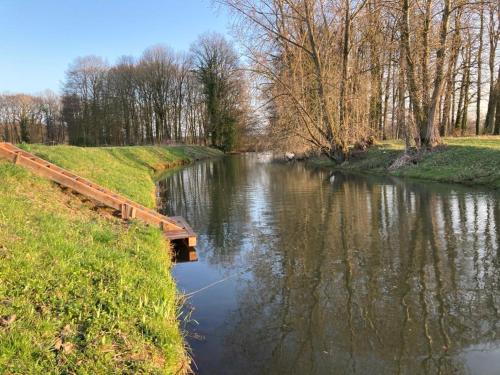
[157,154,500,375]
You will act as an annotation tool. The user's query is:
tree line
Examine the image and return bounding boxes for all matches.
[2,2,499,159]
[222,0,500,161]
[0,91,65,144]
[1,33,251,151]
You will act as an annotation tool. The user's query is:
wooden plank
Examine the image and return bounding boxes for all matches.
[0,146,16,163]
[169,216,197,247]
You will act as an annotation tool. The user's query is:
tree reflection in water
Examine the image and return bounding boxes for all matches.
[157,154,500,375]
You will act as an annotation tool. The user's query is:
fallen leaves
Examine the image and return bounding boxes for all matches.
[54,338,75,354]
[53,324,75,354]
[0,314,16,328]
[0,244,8,259]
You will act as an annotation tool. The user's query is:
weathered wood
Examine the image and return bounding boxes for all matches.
[121,203,130,220]
[0,142,197,246]
[188,248,198,262]
[169,216,197,247]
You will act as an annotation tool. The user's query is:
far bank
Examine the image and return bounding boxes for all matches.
[308,137,500,190]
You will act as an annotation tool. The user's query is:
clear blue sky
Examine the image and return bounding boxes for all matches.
[0,0,231,94]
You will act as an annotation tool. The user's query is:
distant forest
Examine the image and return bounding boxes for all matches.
[0,33,252,151]
[1,0,500,159]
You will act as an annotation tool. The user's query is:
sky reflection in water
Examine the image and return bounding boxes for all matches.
[158,154,500,375]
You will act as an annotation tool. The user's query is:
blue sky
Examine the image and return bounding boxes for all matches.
[0,0,231,94]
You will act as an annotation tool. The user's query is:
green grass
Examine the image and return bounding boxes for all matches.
[309,136,500,189]
[0,144,222,374]
[20,144,223,207]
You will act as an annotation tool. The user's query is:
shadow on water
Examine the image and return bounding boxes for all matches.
[157,154,500,375]
[171,240,198,263]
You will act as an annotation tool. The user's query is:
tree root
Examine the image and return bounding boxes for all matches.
[388,148,423,170]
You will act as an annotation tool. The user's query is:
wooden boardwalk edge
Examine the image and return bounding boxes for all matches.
[0,142,196,247]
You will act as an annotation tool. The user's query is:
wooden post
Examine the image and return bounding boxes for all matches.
[121,203,129,220]
[130,206,137,219]
[188,248,198,262]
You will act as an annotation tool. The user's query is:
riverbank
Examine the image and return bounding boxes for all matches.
[0,144,222,373]
[309,136,500,189]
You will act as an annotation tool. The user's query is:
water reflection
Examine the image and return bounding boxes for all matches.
[157,154,500,375]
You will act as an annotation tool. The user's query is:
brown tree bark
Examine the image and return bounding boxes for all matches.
[423,0,450,146]
[476,6,484,135]
[484,4,500,133]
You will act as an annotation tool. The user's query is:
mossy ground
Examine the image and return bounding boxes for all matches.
[0,144,222,374]
[309,136,500,189]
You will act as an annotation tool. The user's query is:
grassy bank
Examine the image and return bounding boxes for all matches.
[0,145,222,373]
[310,137,500,189]
[23,144,223,208]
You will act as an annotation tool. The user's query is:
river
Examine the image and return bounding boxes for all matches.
[157,154,500,375]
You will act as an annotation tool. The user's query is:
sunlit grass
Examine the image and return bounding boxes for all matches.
[0,144,221,373]
[310,136,500,189]
[20,144,223,207]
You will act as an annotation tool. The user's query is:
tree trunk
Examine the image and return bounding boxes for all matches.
[401,0,425,145]
[494,80,500,135]
[476,7,484,135]
[461,57,471,134]
[339,0,350,133]
[484,6,499,133]
[422,0,450,147]
[398,36,409,150]
[454,64,466,132]
[382,54,392,140]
